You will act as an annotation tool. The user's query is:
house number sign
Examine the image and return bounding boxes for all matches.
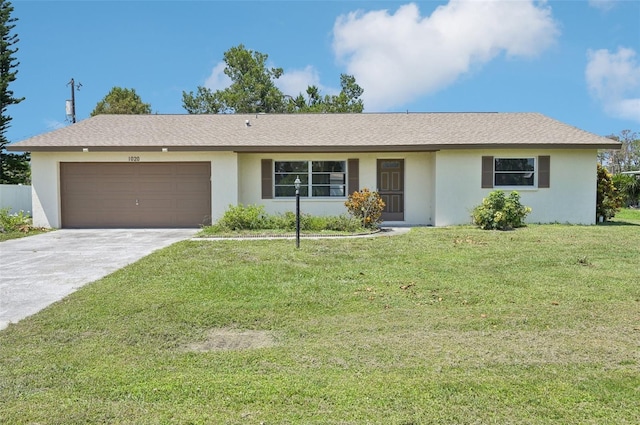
[128,156,141,162]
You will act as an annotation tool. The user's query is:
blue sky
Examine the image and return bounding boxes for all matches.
[6,0,640,144]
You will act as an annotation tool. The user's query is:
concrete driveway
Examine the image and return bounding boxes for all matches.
[0,229,197,331]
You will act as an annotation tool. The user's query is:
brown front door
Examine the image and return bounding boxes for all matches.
[60,162,211,228]
[377,159,404,221]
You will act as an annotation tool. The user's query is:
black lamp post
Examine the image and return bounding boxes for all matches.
[294,176,301,249]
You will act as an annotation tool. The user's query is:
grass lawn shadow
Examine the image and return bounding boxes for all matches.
[599,220,640,226]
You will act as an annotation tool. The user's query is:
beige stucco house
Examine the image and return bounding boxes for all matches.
[7,112,621,228]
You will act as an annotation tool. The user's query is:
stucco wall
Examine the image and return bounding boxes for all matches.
[29,151,238,228]
[210,152,238,222]
[30,154,61,228]
[31,148,597,228]
[237,152,435,226]
[434,149,598,226]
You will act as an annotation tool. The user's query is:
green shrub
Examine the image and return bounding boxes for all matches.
[344,188,385,229]
[322,214,364,232]
[214,204,268,231]
[209,206,366,233]
[262,212,309,231]
[269,211,314,231]
[300,214,363,232]
[0,208,32,233]
[304,214,326,231]
[472,190,531,230]
[596,165,623,221]
[265,211,296,231]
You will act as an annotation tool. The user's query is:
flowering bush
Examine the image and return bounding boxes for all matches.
[472,190,531,230]
[344,188,385,229]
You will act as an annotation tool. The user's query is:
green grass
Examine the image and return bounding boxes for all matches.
[613,207,640,222]
[1,215,639,423]
[0,228,49,242]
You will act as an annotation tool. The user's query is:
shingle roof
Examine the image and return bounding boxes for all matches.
[7,112,621,152]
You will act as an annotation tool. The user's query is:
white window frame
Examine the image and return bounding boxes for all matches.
[274,160,347,198]
[494,157,536,188]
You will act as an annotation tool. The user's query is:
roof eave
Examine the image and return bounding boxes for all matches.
[7,142,621,153]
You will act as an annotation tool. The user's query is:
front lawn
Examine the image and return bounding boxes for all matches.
[612,207,640,222]
[1,219,639,423]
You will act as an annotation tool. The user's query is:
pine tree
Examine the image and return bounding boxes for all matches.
[90,87,152,116]
[182,44,364,114]
[0,0,26,184]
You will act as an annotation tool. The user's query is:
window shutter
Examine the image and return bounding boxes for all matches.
[481,156,494,188]
[348,158,359,195]
[538,155,550,188]
[261,159,273,199]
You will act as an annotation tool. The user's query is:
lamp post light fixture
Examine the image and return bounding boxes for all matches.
[294,176,301,249]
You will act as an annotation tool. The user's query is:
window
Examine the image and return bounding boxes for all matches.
[494,158,535,186]
[274,160,346,197]
[482,156,550,189]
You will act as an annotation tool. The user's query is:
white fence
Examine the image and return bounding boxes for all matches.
[0,184,32,215]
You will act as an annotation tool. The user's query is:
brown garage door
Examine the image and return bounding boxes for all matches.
[60,162,211,228]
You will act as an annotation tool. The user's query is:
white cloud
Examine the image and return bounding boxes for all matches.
[204,61,335,99]
[586,47,640,122]
[276,65,323,97]
[588,0,616,12]
[204,62,340,97]
[204,61,231,91]
[332,1,560,111]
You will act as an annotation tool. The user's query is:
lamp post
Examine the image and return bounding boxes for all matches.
[294,176,301,249]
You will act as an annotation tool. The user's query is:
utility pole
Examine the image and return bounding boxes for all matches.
[66,78,82,123]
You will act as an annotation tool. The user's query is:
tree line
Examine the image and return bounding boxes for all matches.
[96,44,364,116]
[598,130,640,175]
